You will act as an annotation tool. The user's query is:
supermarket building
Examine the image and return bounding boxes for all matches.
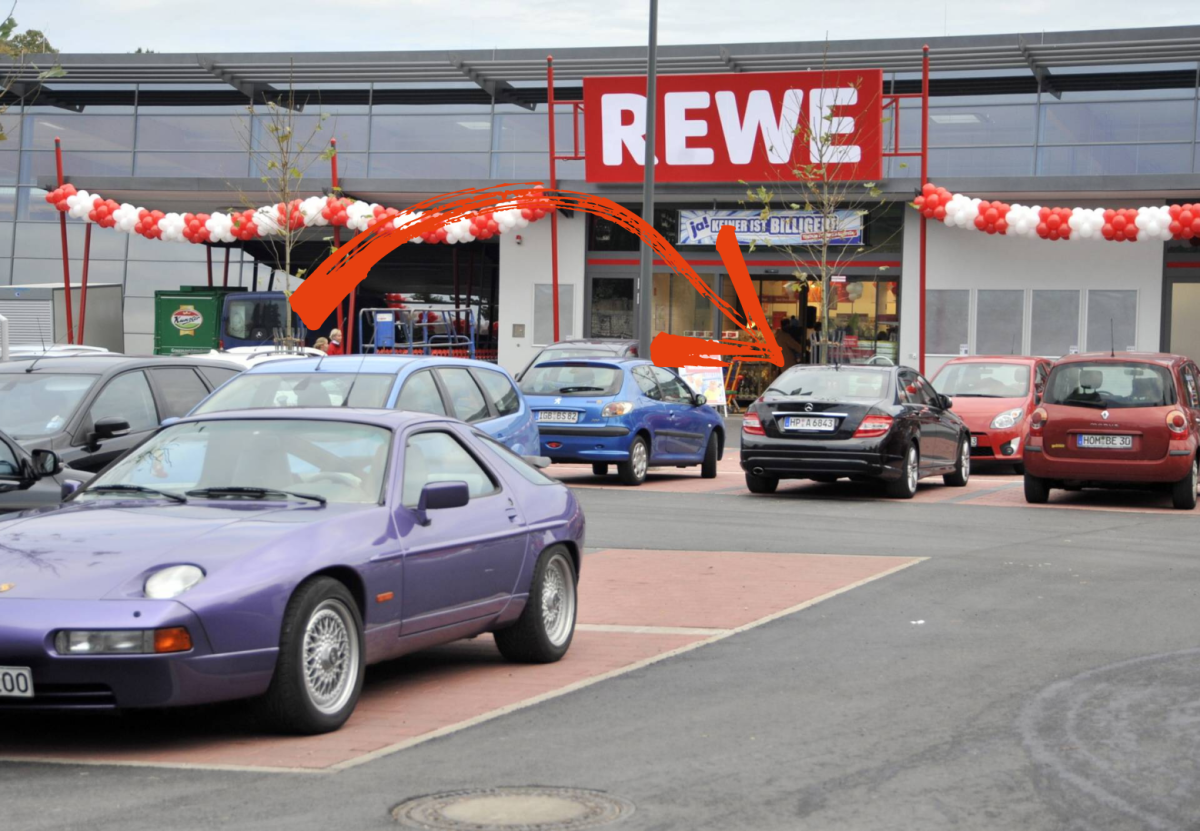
[3,25,1200,388]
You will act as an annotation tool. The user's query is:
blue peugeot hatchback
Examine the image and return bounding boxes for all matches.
[191,355,541,455]
[520,358,725,485]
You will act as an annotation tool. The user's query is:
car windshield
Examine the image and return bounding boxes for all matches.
[519,364,624,396]
[225,297,291,339]
[1043,361,1176,410]
[766,367,889,400]
[81,419,392,504]
[192,372,395,413]
[0,373,98,438]
[934,363,1030,398]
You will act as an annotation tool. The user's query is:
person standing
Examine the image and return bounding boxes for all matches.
[326,329,345,355]
[313,337,330,354]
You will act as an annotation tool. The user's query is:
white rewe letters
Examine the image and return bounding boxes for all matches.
[600,86,860,169]
[715,89,804,164]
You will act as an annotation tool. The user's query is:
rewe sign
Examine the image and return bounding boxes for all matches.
[583,70,883,183]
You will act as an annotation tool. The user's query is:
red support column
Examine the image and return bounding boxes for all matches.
[78,224,91,344]
[918,45,930,376]
[546,56,561,343]
[54,138,75,344]
[330,138,344,335]
[206,245,214,287]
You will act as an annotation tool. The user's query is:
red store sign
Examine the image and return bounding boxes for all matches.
[583,70,883,184]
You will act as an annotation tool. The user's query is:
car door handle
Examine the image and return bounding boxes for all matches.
[505,508,519,522]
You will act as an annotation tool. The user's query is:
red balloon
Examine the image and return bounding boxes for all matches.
[1192,218,1200,234]
[1103,209,1116,222]
[974,216,987,230]
[1046,215,1061,230]
[995,219,1008,234]
[1101,223,1115,240]
[1114,230,1126,242]
[1170,221,1184,237]
[1112,215,1127,231]
[925,194,940,209]
[983,208,998,224]
[1126,227,1139,241]
[1039,207,1051,221]
[986,224,996,235]
[1036,222,1050,238]
[922,182,936,196]
[913,196,925,210]
[1180,211,1195,226]
[1169,204,1182,219]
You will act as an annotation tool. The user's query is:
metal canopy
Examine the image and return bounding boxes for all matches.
[5,25,1199,94]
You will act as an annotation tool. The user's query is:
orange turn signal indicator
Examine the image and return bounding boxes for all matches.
[153,627,193,654]
[376,591,395,603]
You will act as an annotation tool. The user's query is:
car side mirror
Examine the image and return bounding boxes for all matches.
[31,448,62,477]
[414,480,470,526]
[938,394,953,410]
[692,393,707,407]
[91,416,131,443]
[521,455,552,470]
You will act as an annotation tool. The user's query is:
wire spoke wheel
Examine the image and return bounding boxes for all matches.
[540,553,577,647]
[302,600,359,715]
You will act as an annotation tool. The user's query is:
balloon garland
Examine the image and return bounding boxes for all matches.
[913,182,1200,243]
[43,185,556,245]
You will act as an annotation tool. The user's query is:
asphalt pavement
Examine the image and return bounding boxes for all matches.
[5,474,1200,830]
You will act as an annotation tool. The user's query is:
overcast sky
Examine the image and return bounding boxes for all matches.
[23,1,1200,54]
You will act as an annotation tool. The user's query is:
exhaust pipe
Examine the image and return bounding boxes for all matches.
[753,467,764,475]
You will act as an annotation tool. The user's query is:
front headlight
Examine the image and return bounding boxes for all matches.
[144,565,205,599]
[990,408,1024,430]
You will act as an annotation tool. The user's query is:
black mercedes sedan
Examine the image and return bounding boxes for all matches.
[740,364,971,498]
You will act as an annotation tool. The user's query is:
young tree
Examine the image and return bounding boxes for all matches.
[743,67,898,365]
[235,65,334,343]
[0,5,64,143]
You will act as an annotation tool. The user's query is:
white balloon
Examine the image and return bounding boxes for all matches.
[299,196,329,227]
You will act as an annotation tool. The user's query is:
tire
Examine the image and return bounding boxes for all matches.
[700,434,719,479]
[1171,458,1198,510]
[494,545,577,663]
[258,577,364,735]
[591,463,609,476]
[886,444,919,499]
[1013,463,1025,475]
[1024,472,1050,504]
[744,471,778,494]
[943,437,971,487]
[617,436,649,486]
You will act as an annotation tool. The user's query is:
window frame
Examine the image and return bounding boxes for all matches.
[469,367,521,417]
[146,366,210,420]
[399,426,502,509]
[650,366,693,404]
[0,435,20,478]
[82,369,160,439]
[435,366,496,423]
[632,366,663,400]
[395,369,451,417]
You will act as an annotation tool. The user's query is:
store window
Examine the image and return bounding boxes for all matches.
[1031,290,1081,357]
[976,290,1024,355]
[927,290,969,355]
[653,272,717,338]
[589,277,635,339]
[1086,290,1137,352]
[533,283,575,344]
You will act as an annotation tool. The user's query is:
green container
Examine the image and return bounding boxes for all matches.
[154,286,247,355]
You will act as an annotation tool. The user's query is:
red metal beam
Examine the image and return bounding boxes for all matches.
[330,138,344,335]
[78,224,91,344]
[547,55,561,343]
[54,138,74,345]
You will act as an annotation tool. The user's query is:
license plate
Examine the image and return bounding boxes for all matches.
[783,416,838,432]
[0,666,33,699]
[537,411,579,424]
[1077,434,1134,449]
[970,436,978,447]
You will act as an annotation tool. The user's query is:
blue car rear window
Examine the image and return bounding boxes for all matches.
[520,364,623,397]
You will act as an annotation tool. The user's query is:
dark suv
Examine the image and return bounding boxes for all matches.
[0,355,242,472]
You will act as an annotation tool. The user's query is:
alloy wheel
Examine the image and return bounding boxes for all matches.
[907,449,919,492]
[540,553,577,647]
[632,441,648,480]
[302,599,359,715]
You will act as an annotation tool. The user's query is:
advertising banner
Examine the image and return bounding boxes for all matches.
[677,209,863,246]
[584,69,883,183]
[681,364,728,409]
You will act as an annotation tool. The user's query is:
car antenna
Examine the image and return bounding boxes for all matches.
[25,317,49,373]
[341,354,364,407]
[1110,318,1116,358]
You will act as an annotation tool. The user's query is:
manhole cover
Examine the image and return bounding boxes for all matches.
[392,787,634,830]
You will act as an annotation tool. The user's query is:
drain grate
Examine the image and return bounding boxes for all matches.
[392,786,634,830]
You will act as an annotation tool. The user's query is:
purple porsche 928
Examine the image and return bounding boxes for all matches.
[0,408,585,733]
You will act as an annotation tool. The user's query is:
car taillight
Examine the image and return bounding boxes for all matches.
[742,413,765,436]
[1029,407,1048,437]
[853,414,893,438]
[1167,410,1188,434]
[601,401,634,417]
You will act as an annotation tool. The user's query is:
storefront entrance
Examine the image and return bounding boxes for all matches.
[1164,272,1200,363]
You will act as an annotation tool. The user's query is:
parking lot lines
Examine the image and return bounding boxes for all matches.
[0,549,921,774]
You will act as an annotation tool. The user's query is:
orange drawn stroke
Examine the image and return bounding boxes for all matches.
[290,183,783,369]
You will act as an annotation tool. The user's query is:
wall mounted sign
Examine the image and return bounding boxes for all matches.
[677,209,863,246]
[584,70,884,183]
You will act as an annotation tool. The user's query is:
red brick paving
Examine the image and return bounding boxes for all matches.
[0,548,919,772]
